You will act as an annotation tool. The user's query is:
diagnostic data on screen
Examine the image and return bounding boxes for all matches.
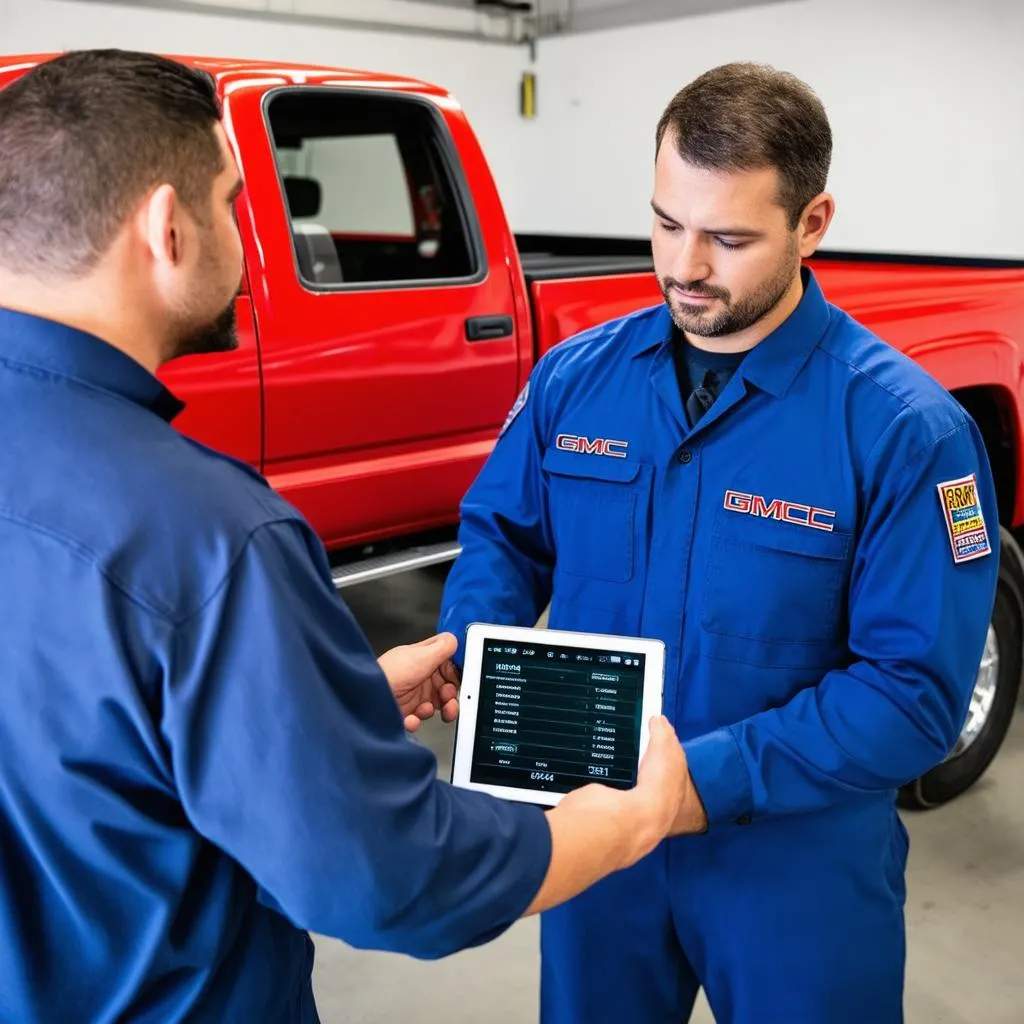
[469,638,647,794]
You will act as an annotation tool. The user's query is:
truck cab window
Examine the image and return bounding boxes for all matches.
[265,90,478,288]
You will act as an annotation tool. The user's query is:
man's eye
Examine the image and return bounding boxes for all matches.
[660,222,678,233]
[715,238,746,250]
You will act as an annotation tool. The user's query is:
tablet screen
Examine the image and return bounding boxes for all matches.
[468,635,647,795]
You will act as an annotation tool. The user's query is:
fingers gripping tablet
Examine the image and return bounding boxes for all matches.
[451,623,665,807]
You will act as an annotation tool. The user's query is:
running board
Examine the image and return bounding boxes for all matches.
[331,541,462,589]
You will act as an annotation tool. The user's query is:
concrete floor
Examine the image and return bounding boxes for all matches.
[310,569,1024,1023]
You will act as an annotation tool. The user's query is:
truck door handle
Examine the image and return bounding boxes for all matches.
[465,315,513,341]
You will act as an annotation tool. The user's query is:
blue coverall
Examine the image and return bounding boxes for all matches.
[439,267,1000,1023]
[0,307,551,1023]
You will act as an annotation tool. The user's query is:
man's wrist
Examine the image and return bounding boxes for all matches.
[616,789,672,865]
[674,783,709,835]
[567,790,661,870]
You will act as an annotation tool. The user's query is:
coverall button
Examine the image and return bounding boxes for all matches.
[676,448,692,464]
[736,813,752,825]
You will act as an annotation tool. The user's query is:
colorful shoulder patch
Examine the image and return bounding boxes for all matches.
[499,381,529,438]
[937,473,992,564]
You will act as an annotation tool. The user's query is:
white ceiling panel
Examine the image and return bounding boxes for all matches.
[81,0,794,41]
[562,0,793,34]
[414,0,797,34]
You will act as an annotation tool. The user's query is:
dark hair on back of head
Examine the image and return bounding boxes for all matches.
[0,48,223,279]
[655,62,832,229]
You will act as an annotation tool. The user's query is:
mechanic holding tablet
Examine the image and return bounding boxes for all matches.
[439,63,999,1023]
[0,50,692,1024]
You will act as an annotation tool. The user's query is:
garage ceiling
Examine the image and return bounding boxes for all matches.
[419,0,788,35]
[94,0,792,42]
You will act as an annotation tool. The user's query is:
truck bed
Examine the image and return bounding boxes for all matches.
[516,233,654,282]
[519,252,655,281]
[516,234,662,357]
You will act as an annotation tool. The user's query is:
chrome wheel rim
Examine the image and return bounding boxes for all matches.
[947,624,1000,760]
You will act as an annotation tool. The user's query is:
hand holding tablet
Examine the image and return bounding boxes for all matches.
[447,623,694,918]
[451,623,666,807]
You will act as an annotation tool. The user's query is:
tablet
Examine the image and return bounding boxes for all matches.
[450,622,665,807]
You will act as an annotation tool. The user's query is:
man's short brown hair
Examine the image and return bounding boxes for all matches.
[655,62,832,229]
[0,49,223,280]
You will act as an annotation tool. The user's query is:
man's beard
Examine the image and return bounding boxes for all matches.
[661,242,800,338]
[170,299,239,360]
[167,228,242,360]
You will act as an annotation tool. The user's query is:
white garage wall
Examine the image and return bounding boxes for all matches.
[519,0,1024,260]
[2,0,1022,259]
[0,0,534,226]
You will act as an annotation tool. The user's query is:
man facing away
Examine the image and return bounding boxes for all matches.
[0,49,694,1023]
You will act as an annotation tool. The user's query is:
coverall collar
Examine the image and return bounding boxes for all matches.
[631,266,832,399]
[0,305,185,422]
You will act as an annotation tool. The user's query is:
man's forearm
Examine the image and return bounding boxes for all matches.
[683,659,967,827]
[523,788,660,916]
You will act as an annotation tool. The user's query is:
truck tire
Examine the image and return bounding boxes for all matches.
[898,526,1024,810]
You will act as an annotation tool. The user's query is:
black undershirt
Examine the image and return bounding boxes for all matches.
[672,331,747,429]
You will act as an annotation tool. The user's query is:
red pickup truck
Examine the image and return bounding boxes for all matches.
[3,53,1022,810]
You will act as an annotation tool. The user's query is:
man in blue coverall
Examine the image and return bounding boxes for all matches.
[0,50,694,1023]
[439,62,1000,1022]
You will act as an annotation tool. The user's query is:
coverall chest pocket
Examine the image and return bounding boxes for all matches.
[701,509,852,667]
[542,448,649,584]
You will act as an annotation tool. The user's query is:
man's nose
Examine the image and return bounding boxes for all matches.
[671,237,711,285]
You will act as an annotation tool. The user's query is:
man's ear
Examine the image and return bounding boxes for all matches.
[143,184,182,268]
[798,192,836,258]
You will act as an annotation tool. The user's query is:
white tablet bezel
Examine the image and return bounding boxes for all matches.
[450,622,665,807]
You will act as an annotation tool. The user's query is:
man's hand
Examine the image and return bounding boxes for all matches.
[629,723,707,837]
[524,715,698,916]
[628,716,696,851]
[598,715,707,857]
[632,720,708,836]
[377,632,461,733]
[556,716,695,865]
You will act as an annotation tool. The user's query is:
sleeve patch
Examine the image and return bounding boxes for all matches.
[937,473,992,563]
[499,382,529,438]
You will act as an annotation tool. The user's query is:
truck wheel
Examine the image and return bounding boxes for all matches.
[898,527,1024,810]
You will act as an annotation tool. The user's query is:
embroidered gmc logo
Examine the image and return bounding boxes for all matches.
[724,489,837,532]
[556,434,629,459]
